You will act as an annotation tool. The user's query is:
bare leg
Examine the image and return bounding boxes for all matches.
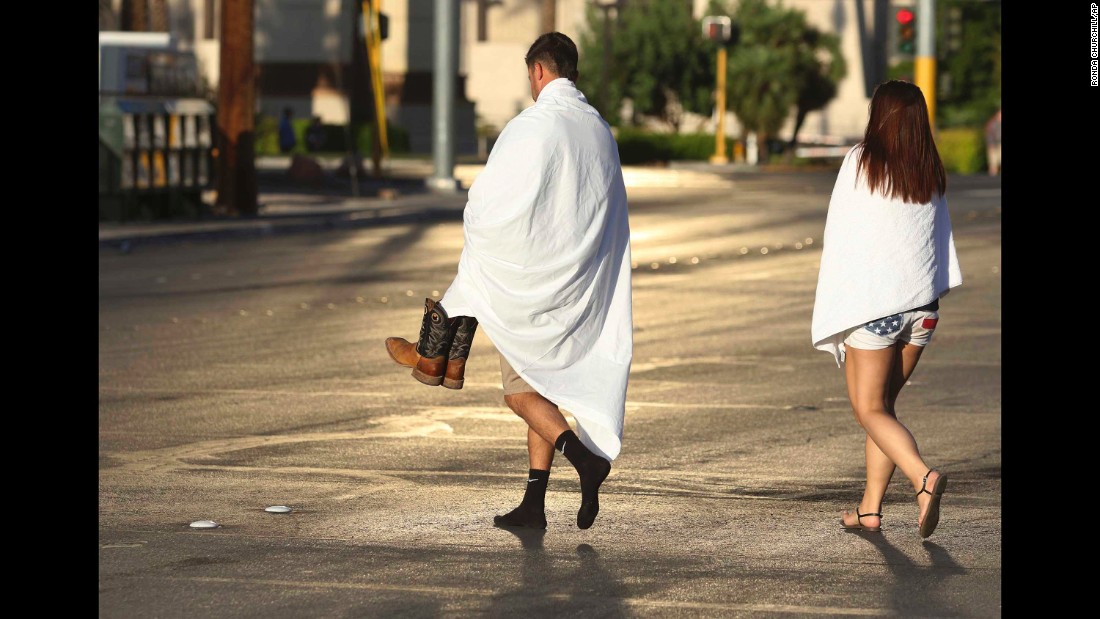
[504,391,610,529]
[842,342,927,528]
[504,392,571,447]
[844,344,942,528]
[889,342,943,527]
[494,396,563,530]
[527,426,555,471]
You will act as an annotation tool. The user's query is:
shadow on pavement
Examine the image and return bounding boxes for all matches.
[852,530,967,616]
[488,526,628,617]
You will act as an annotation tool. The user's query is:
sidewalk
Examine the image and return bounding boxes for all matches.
[99,157,472,248]
[98,156,792,248]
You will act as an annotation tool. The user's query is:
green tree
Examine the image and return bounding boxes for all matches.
[710,0,844,159]
[722,0,800,154]
[937,0,1001,127]
[578,0,713,130]
[789,28,846,150]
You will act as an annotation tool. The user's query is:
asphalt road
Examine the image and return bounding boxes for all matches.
[99,168,1002,617]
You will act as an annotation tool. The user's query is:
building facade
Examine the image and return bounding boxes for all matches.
[100,1,900,152]
[462,0,891,143]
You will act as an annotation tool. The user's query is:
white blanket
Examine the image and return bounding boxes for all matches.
[811,145,963,366]
[440,78,633,461]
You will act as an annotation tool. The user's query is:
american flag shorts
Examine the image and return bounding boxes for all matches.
[843,309,940,351]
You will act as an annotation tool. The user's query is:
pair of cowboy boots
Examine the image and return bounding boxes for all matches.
[385,298,478,389]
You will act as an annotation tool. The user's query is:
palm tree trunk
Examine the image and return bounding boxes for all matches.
[122,0,147,31]
[541,0,556,34]
[148,0,169,32]
[787,107,808,161]
[215,0,257,216]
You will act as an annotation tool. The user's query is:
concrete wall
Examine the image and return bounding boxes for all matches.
[462,0,593,133]
[785,0,878,141]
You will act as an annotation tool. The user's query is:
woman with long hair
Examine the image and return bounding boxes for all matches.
[811,81,963,538]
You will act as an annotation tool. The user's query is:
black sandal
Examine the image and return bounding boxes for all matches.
[841,506,882,532]
[916,469,948,538]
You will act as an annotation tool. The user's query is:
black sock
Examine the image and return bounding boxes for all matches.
[493,469,550,529]
[555,430,611,529]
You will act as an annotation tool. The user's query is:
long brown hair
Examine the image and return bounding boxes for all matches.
[857,81,946,204]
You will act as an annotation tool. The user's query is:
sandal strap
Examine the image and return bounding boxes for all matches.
[856,507,883,522]
[915,469,937,497]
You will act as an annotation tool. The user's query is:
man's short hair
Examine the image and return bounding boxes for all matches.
[524,32,579,82]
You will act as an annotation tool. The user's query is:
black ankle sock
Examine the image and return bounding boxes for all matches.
[554,430,611,530]
[493,469,550,529]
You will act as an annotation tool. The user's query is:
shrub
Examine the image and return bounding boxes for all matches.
[354,123,411,155]
[936,127,986,175]
[253,116,410,156]
[669,133,727,160]
[615,129,736,164]
[615,130,673,164]
[254,115,280,155]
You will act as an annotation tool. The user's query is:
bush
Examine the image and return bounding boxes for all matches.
[615,130,673,164]
[615,129,735,164]
[254,115,280,155]
[936,127,986,175]
[669,133,726,160]
[254,115,410,156]
[353,123,411,155]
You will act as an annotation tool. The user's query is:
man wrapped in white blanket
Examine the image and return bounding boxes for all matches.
[385,32,633,531]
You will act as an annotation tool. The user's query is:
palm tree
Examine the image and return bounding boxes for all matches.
[215,0,258,215]
[788,29,847,152]
[121,0,147,31]
[149,0,170,32]
[542,0,557,33]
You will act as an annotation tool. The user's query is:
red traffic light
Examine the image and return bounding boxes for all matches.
[702,16,732,43]
[896,9,914,25]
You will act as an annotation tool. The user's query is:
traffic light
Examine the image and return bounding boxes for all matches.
[896,8,915,55]
[702,16,732,45]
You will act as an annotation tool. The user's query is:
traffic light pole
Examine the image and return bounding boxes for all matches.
[428,0,459,192]
[363,1,389,177]
[914,0,936,128]
[709,46,728,164]
[702,16,732,165]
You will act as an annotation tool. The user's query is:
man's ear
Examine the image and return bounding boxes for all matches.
[532,62,544,81]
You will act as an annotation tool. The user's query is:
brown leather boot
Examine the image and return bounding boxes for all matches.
[442,316,478,389]
[385,298,457,386]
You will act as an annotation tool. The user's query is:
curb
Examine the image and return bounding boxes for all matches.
[99,200,466,249]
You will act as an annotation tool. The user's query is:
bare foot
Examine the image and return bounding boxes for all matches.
[840,505,881,530]
[915,469,942,528]
[915,469,949,538]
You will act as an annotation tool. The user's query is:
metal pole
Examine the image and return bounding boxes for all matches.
[914,0,936,128]
[709,46,728,164]
[363,0,389,177]
[428,0,459,192]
